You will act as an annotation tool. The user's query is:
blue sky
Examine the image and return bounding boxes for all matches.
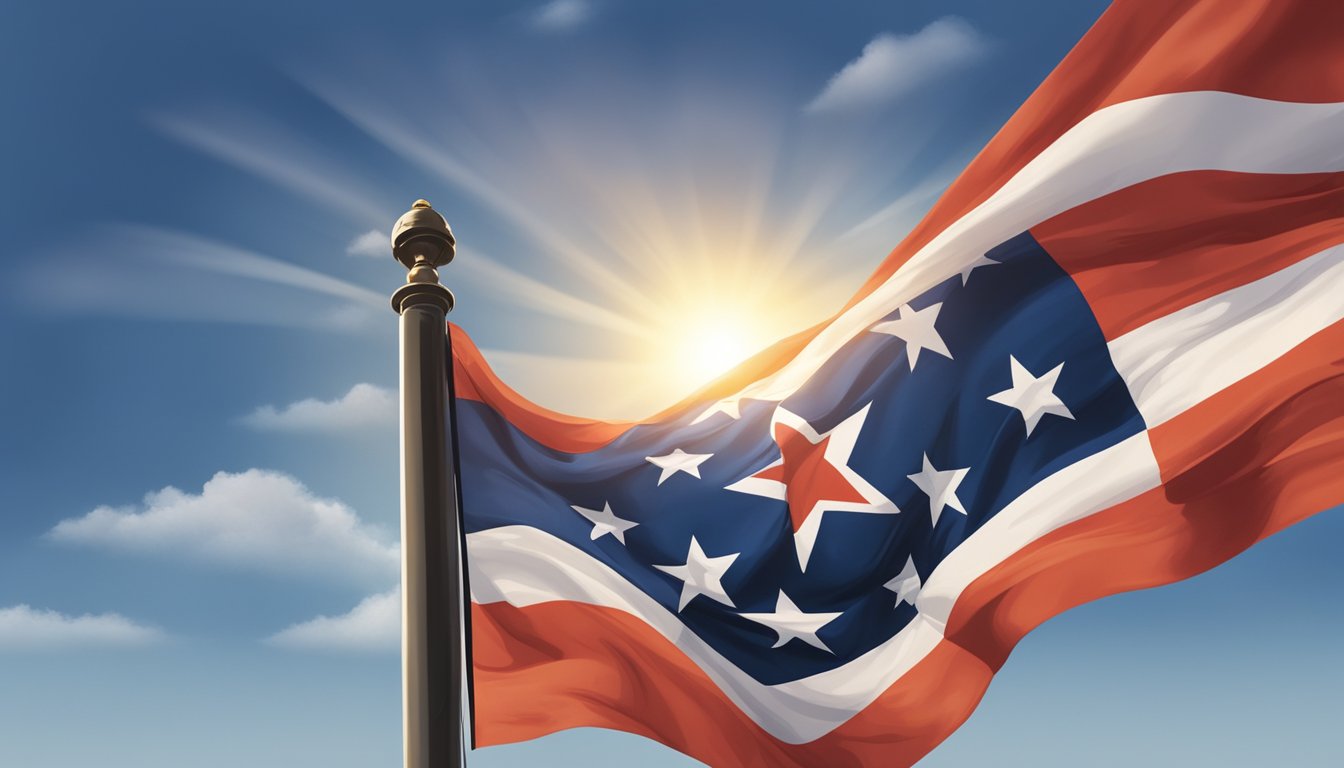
[1,1,1340,765]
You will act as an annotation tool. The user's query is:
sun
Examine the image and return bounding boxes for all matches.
[663,310,766,396]
[691,323,754,384]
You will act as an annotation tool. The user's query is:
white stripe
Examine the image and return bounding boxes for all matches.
[914,432,1160,624]
[468,433,1160,743]
[1107,243,1344,428]
[702,92,1344,418]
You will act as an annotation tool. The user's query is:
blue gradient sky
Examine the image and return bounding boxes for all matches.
[1,1,1339,765]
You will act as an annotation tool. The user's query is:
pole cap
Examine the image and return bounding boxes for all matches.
[392,199,456,271]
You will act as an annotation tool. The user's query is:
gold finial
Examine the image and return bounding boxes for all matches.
[391,199,456,274]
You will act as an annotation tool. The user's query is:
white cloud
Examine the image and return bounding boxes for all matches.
[346,229,387,259]
[531,0,592,32]
[0,604,164,650]
[49,469,398,588]
[806,18,986,114]
[268,589,399,652]
[241,383,395,432]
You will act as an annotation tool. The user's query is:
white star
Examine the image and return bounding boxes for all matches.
[883,556,922,607]
[986,356,1075,437]
[571,502,639,545]
[645,448,713,485]
[907,453,970,527]
[691,398,742,424]
[958,254,999,286]
[871,302,953,371]
[739,590,843,653]
[654,536,740,611]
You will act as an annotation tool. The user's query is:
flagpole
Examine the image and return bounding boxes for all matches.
[391,199,465,768]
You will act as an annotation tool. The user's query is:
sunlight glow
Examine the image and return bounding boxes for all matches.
[674,313,759,392]
[197,52,944,419]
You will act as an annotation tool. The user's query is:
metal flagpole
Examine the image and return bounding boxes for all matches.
[390,199,465,768]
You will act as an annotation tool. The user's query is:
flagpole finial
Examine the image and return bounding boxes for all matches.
[392,198,457,281]
[391,199,456,314]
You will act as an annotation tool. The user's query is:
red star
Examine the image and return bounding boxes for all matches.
[752,423,870,534]
[727,404,899,570]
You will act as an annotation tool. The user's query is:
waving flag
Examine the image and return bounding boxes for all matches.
[452,1,1344,765]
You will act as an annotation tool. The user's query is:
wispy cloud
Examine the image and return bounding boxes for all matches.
[346,229,387,258]
[150,110,390,226]
[268,589,398,652]
[49,469,398,588]
[806,18,986,114]
[0,605,164,650]
[18,225,385,332]
[454,247,653,342]
[242,383,395,432]
[839,151,973,241]
[530,0,592,32]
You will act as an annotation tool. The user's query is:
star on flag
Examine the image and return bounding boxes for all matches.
[691,397,742,424]
[883,556,922,607]
[987,355,1075,436]
[571,502,639,544]
[907,453,970,527]
[727,403,898,571]
[957,253,999,286]
[739,590,843,653]
[654,535,740,611]
[871,302,953,371]
[645,448,713,485]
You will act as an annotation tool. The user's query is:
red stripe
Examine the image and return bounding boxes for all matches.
[852,0,1344,301]
[471,600,987,768]
[471,360,1344,766]
[1033,170,1344,340]
[1148,319,1344,482]
[945,392,1344,674]
[451,325,634,453]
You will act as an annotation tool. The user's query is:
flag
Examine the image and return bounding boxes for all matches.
[451,1,1344,765]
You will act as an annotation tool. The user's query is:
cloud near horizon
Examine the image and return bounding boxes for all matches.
[806,18,987,114]
[0,604,164,650]
[49,469,399,589]
[268,588,399,652]
[242,383,396,432]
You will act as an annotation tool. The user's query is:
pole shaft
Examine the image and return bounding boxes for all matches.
[399,289,463,768]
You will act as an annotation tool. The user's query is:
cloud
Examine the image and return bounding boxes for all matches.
[530,0,592,32]
[346,229,387,259]
[806,18,986,114]
[17,225,385,332]
[149,110,389,225]
[454,246,652,342]
[0,605,164,650]
[268,589,399,652]
[241,383,395,432]
[49,469,398,588]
